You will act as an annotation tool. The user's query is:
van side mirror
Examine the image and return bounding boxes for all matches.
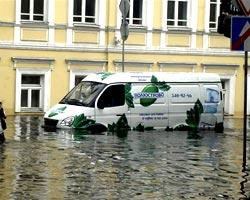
[97,99,105,109]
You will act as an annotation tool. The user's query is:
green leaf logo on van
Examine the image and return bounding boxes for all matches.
[151,75,171,91]
[48,106,67,117]
[125,83,134,108]
[140,83,159,107]
[97,72,114,80]
[139,75,171,107]
[72,114,96,129]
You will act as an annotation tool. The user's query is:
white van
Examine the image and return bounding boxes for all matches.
[43,72,224,132]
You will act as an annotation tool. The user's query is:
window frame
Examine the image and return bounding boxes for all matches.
[21,75,42,109]
[20,0,47,22]
[73,0,98,24]
[208,0,220,30]
[126,0,144,26]
[166,0,190,28]
[15,68,51,113]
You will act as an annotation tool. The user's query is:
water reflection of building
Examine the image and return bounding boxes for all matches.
[0,0,247,117]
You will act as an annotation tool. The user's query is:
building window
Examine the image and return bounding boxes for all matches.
[125,0,143,25]
[167,0,188,27]
[21,0,46,21]
[209,0,220,29]
[21,75,43,110]
[73,0,96,23]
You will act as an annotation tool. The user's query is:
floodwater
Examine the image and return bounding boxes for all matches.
[0,116,250,199]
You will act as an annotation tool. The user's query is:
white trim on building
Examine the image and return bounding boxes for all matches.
[15,68,51,112]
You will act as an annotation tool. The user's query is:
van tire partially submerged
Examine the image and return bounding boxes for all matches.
[86,123,107,134]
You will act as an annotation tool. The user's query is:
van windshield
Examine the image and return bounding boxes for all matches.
[59,81,106,107]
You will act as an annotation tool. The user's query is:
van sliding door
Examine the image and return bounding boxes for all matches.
[128,83,169,129]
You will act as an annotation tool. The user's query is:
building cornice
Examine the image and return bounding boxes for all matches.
[1,43,245,58]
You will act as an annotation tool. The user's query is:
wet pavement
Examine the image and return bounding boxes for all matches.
[0,115,250,199]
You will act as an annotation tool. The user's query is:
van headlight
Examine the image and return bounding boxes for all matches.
[60,116,74,127]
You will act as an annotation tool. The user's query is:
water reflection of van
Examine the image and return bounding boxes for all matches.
[43,72,224,132]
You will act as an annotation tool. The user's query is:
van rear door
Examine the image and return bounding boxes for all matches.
[200,84,223,126]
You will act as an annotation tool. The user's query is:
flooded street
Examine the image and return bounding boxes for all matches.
[0,116,250,199]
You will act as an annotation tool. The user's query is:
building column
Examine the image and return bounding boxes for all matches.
[48,0,55,45]
[67,0,73,45]
[99,0,106,46]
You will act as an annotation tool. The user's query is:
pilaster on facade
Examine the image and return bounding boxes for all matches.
[99,0,106,46]
[48,0,55,45]
[190,0,198,48]
[14,0,21,44]
[160,0,167,48]
[67,0,74,46]
[203,0,211,49]
[146,0,153,48]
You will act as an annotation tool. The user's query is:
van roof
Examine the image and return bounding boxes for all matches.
[83,72,221,84]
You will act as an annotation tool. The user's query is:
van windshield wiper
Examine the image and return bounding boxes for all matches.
[65,99,84,106]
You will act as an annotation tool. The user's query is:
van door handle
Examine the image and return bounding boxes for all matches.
[116,114,123,116]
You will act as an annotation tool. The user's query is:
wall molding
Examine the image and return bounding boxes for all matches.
[65,59,108,71]
[201,63,240,68]
[11,56,55,64]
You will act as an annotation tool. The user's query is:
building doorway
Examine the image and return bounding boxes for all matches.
[221,79,230,115]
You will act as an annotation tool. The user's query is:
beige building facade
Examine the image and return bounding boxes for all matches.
[0,0,247,117]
